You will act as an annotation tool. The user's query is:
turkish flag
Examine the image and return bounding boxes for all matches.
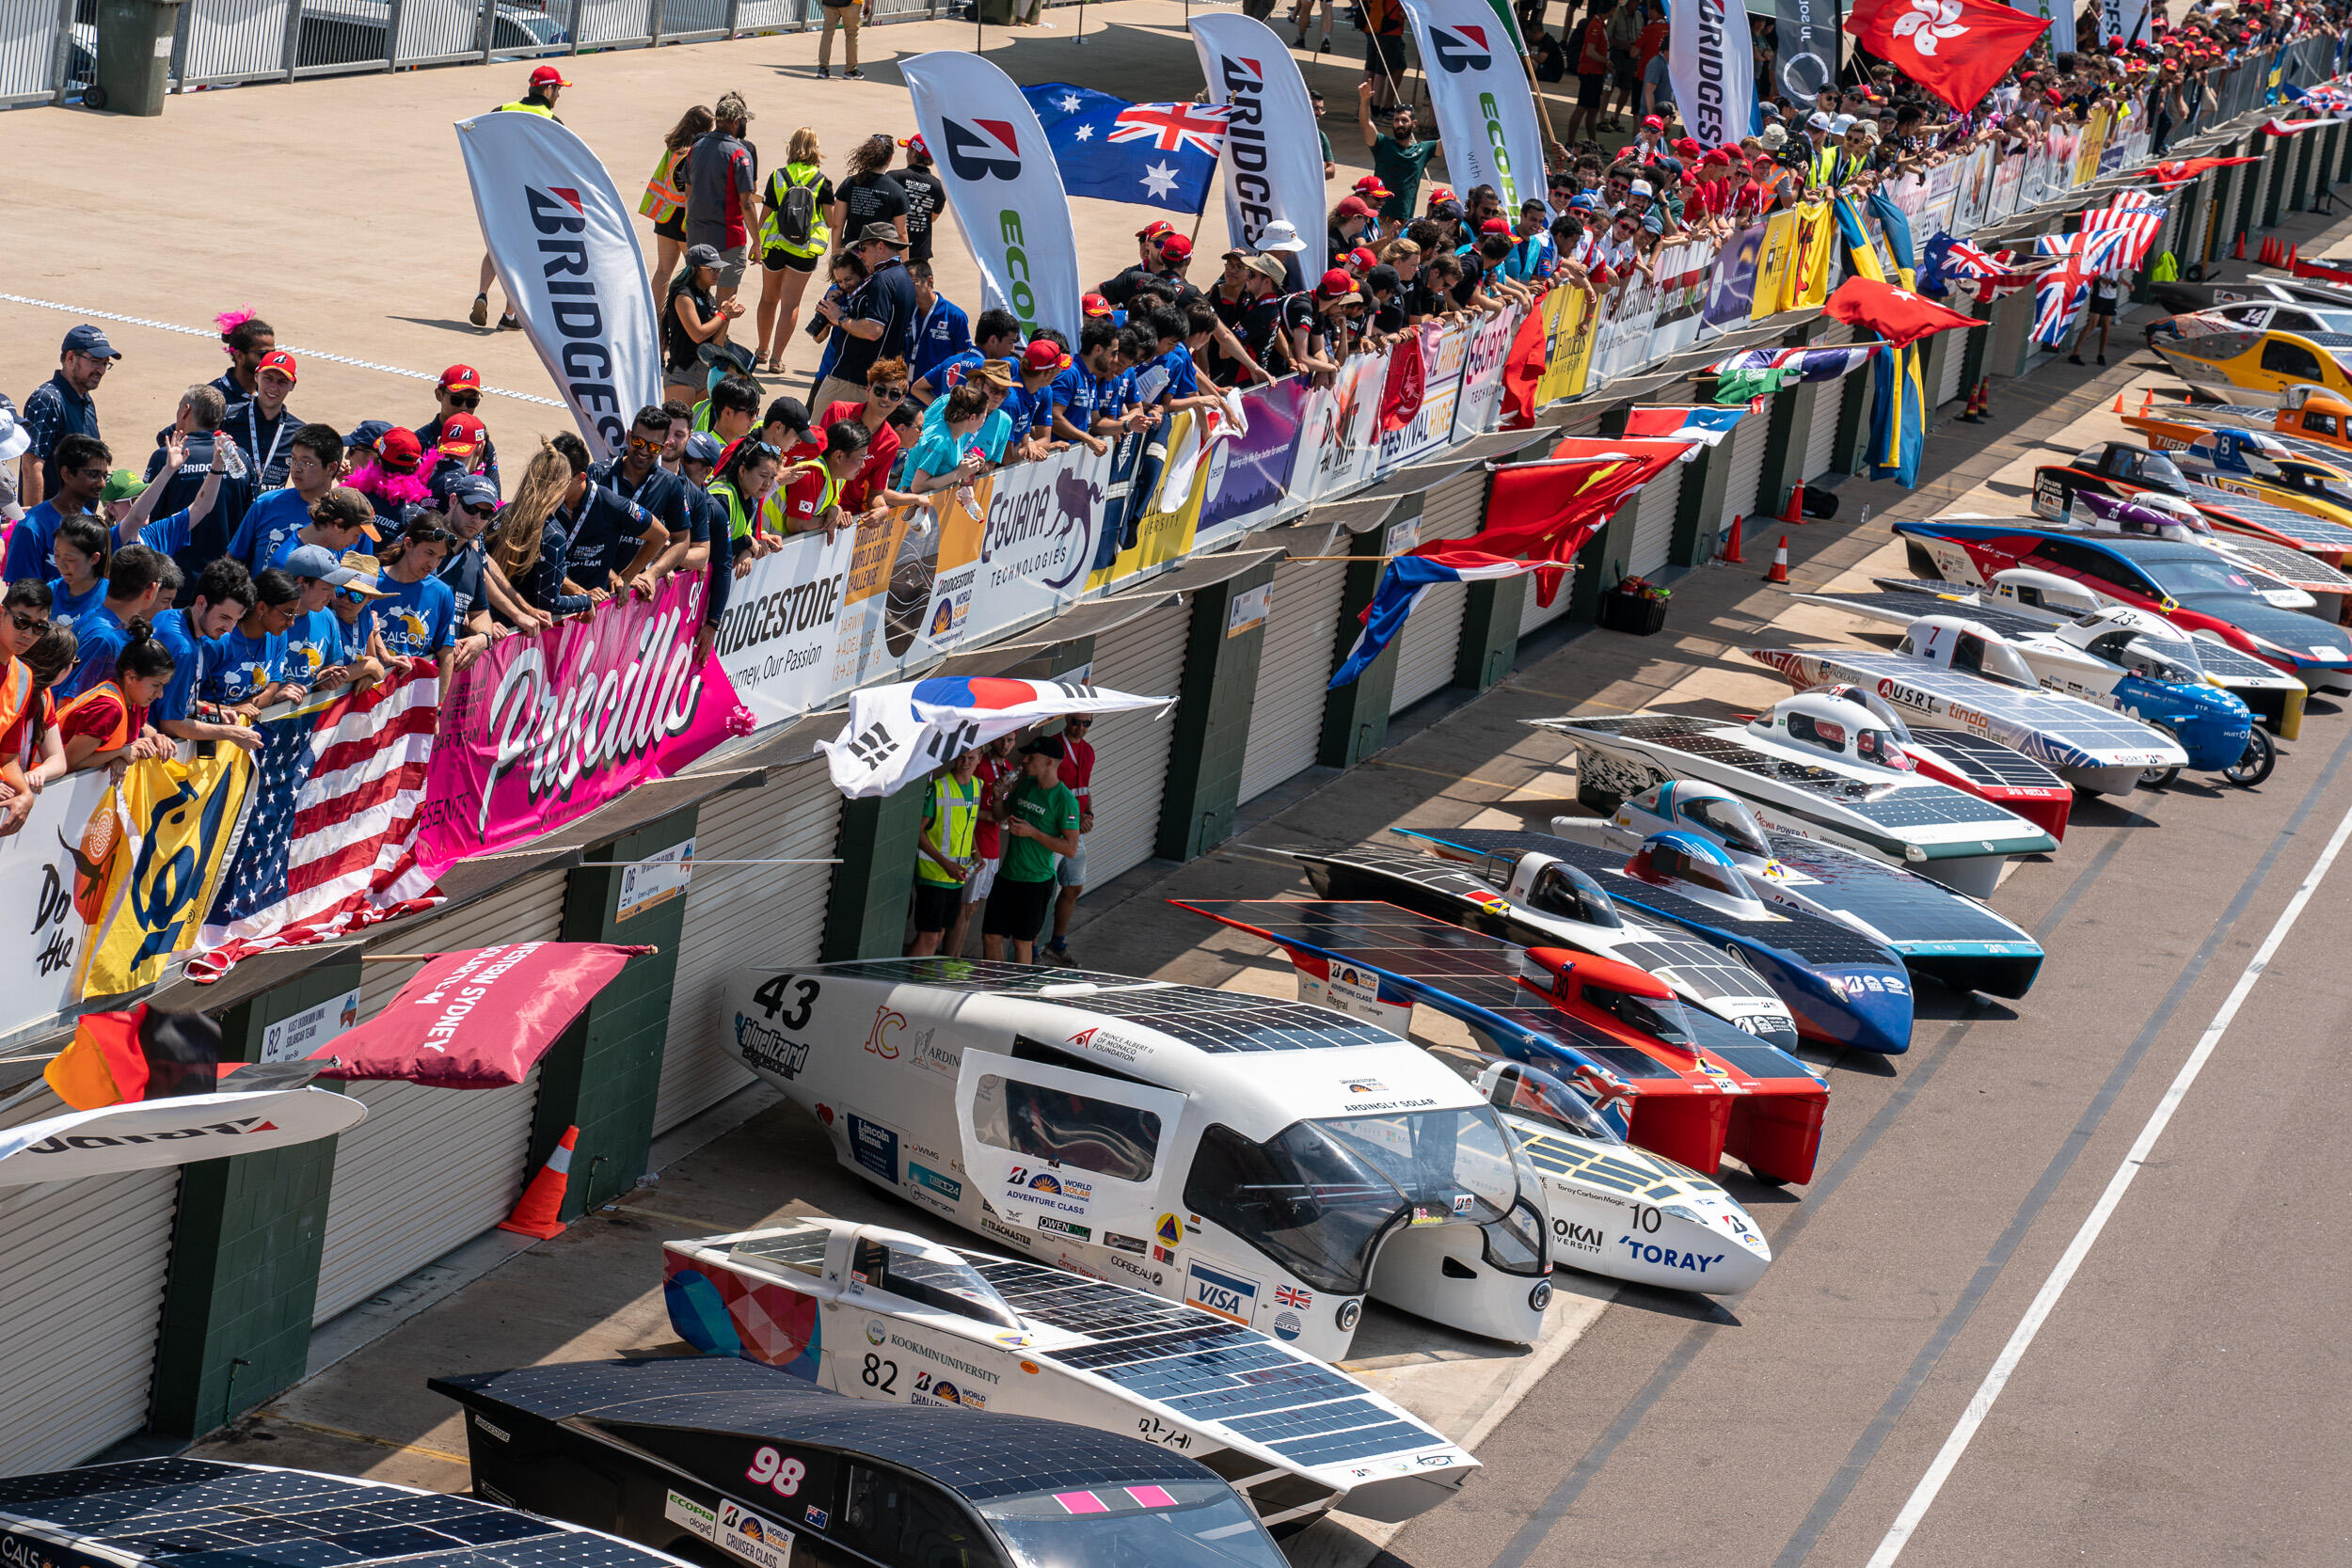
[1845,0,2048,113]
[1380,326,1427,432]
[1499,305,1551,429]
[1824,276,1986,349]
[313,942,652,1088]
[1448,438,1689,606]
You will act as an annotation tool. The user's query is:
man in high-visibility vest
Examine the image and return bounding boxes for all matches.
[910,747,981,957]
[470,65,570,331]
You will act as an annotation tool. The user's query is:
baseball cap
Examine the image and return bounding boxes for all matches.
[1354,175,1393,198]
[1159,233,1194,261]
[685,243,723,270]
[1024,735,1067,760]
[1570,192,1603,211]
[1023,341,1074,373]
[682,432,723,466]
[255,350,298,384]
[529,64,570,89]
[898,134,931,161]
[282,542,385,592]
[1642,115,1665,131]
[1315,268,1357,298]
[1336,195,1376,219]
[1365,263,1400,293]
[1426,185,1457,205]
[1137,219,1177,240]
[1431,198,1465,220]
[379,428,424,473]
[1347,245,1379,269]
[102,469,148,503]
[1807,110,1834,130]
[1479,216,1512,234]
[439,364,482,390]
[1830,114,1856,134]
[1642,212,1664,234]
[446,473,501,511]
[437,412,488,458]
[1255,219,1308,253]
[346,420,393,451]
[1081,293,1116,318]
[1759,101,1785,119]
[1240,254,1288,284]
[61,324,121,360]
[1672,136,1702,158]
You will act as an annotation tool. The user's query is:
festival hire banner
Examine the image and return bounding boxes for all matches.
[1669,0,1758,150]
[75,749,255,998]
[417,572,752,875]
[1192,13,1332,283]
[902,51,1084,341]
[1397,0,1553,215]
[1775,0,1834,101]
[456,109,660,462]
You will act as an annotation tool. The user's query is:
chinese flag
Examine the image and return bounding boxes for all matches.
[1845,0,2049,113]
[1454,439,1689,605]
[1824,276,1986,349]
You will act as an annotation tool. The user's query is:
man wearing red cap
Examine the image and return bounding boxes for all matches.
[1328,195,1378,262]
[223,350,305,489]
[896,135,945,266]
[1097,222,1173,308]
[418,365,501,495]
[472,65,569,330]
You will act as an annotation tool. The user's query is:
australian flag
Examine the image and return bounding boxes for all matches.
[1021,83,1229,214]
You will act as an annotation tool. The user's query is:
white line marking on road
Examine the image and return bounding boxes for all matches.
[1863,793,2352,1568]
[0,292,565,408]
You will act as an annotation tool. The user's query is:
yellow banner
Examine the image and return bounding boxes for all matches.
[1751,211,1800,321]
[1791,203,1836,310]
[75,748,253,1000]
[2074,107,2110,185]
[1535,286,1598,404]
[1088,412,1206,590]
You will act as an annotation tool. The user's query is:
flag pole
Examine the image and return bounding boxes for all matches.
[1076,0,1086,44]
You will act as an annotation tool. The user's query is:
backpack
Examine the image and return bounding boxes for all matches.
[772,166,822,251]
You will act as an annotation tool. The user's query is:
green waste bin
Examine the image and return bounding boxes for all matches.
[92,0,180,116]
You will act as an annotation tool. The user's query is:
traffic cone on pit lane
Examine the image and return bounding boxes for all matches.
[1719,514,1746,564]
[499,1125,578,1240]
[2234,230,2247,261]
[1763,535,1790,584]
[1780,483,1807,526]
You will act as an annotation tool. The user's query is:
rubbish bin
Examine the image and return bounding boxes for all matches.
[92,0,181,116]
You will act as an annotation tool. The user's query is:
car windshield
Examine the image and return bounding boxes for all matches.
[1854,727,1916,769]
[2122,635,2205,684]
[853,1237,1025,1331]
[1581,983,1697,1046]
[984,1482,1285,1568]
[2141,556,2263,596]
[1685,795,1771,856]
[1486,1060,1622,1143]
[1528,863,1623,927]
[2137,451,2192,490]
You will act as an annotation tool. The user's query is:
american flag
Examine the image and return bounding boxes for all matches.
[2079,199,2167,271]
[1107,102,1231,159]
[188,661,444,981]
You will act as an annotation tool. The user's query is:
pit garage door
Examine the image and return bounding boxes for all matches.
[1804,373,1846,482]
[656,767,843,1135]
[1934,327,1969,409]
[1624,459,1686,578]
[1240,558,1349,803]
[311,868,567,1323]
[1718,408,1770,531]
[1080,598,1193,884]
[0,1103,178,1471]
[1389,467,1489,714]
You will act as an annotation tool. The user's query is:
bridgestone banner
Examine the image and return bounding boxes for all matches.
[902,51,1084,342]
[1397,0,1552,217]
[1668,0,1757,150]
[456,109,660,462]
[1191,13,1331,284]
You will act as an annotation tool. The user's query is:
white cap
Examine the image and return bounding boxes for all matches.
[1830,114,1856,134]
[1256,219,1308,253]
[1629,179,1654,198]
[1808,110,1834,131]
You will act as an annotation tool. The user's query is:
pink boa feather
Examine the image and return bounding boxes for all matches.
[346,460,434,508]
[215,308,257,357]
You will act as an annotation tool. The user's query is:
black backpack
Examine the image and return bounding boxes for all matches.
[772,167,820,250]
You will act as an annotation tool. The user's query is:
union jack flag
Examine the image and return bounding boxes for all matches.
[189,661,444,980]
[1107,102,1232,159]
[2033,263,2092,347]
[1274,1285,1313,1308]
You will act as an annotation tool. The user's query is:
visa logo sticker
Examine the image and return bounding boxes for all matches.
[1184,1260,1259,1323]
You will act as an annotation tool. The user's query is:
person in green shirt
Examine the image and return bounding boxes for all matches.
[981,736,1082,964]
[911,748,980,958]
[1359,79,1441,233]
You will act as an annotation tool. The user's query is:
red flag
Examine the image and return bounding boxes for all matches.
[1824,276,1985,349]
[1499,305,1551,429]
[46,1006,220,1110]
[1440,438,1689,606]
[1845,0,2048,113]
[1380,328,1427,432]
[312,942,652,1089]
[2147,155,2260,190]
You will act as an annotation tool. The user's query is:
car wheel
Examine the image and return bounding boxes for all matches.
[83,83,106,111]
[2222,726,2276,787]
[2138,765,2180,789]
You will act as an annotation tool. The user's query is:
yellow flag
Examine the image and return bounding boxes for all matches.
[1793,204,1836,310]
[76,749,253,1000]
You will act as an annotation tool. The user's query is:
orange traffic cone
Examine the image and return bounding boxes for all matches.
[499,1125,579,1240]
[1963,382,1986,422]
[1763,536,1790,584]
[1719,514,1746,564]
[1780,482,1807,526]
[2234,231,2247,261]
[1978,378,1994,420]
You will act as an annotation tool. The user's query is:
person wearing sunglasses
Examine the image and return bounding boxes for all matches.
[421,366,503,494]
[2,432,111,585]
[816,357,911,520]
[588,404,699,587]
[434,473,546,639]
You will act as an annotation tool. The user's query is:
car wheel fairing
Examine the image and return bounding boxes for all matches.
[1366,1220,1549,1344]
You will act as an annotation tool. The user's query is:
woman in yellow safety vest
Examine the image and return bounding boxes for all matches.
[644,104,717,301]
[909,748,980,957]
[709,436,787,567]
[755,128,836,376]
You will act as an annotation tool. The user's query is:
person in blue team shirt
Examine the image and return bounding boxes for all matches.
[587,406,696,580]
[1505,200,1557,281]
[201,567,304,713]
[544,433,665,598]
[1002,338,1071,463]
[3,432,109,584]
[904,261,973,393]
[44,516,110,630]
[220,351,307,489]
[1049,321,1123,456]
[148,559,261,752]
[65,545,181,700]
[367,520,460,679]
[266,484,377,577]
[911,308,1023,405]
[226,424,349,578]
[278,543,387,693]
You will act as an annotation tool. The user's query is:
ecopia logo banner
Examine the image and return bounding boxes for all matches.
[1396,0,1551,218]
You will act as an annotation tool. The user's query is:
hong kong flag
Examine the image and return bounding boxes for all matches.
[1845,0,2048,113]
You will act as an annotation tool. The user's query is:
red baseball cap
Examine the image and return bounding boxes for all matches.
[1347,246,1379,270]
[1022,341,1073,372]
[256,349,298,384]
[1478,216,1512,234]
[1354,175,1394,198]
[440,364,482,390]
[1159,233,1194,261]
[1315,268,1356,298]
[1336,195,1376,219]
[1082,293,1116,317]
[529,65,570,89]
[379,428,424,473]
[898,134,931,160]
[1426,185,1456,204]
[1137,219,1176,240]
[1643,114,1665,130]
[437,412,488,458]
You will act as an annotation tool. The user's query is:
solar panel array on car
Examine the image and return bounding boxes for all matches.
[788,959,1391,1053]
[1788,649,2181,756]
[2180,478,2352,549]
[1910,726,2072,789]
[445,1360,1209,1502]
[2211,534,2352,589]
[1759,832,2033,948]
[0,1459,663,1568]
[962,1257,1449,1466]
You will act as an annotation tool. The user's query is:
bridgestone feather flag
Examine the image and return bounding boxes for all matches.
[1192,14,1332,286]
[902,52,1085,343]
[456,109,660,462]
[1398,0,1552,217]
[1668,0,1758,150]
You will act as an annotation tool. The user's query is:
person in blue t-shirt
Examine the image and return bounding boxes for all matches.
[149,558,262,752]
[44,516,110,630]
[3,433,109,584]
[1002,338,1070,463]
[368,520,459,678]
[223,424,348,578]
[905,262,974,394]
[278,543,390,693]
[64,544,180,700]
[201,567,302,712]
[1049,321,1124,456]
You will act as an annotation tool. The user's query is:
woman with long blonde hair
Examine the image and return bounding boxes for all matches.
[755,127,834,375]
[489,439,579,610]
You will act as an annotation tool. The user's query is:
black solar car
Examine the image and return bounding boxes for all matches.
[431,1358,1294,1568]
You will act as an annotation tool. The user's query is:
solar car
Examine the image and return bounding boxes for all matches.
[2032,440,2352,563]
[433,1357,1305,1565]
[656,1215,1474,1525]
[2146,323,2352,404]
[2121,382,2352,459]
[720,959,1555,1359]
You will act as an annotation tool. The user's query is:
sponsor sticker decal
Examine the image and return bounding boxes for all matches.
[1184,1260,1260,1323]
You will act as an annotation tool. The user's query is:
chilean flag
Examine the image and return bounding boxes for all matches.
[820,676,1172,797]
